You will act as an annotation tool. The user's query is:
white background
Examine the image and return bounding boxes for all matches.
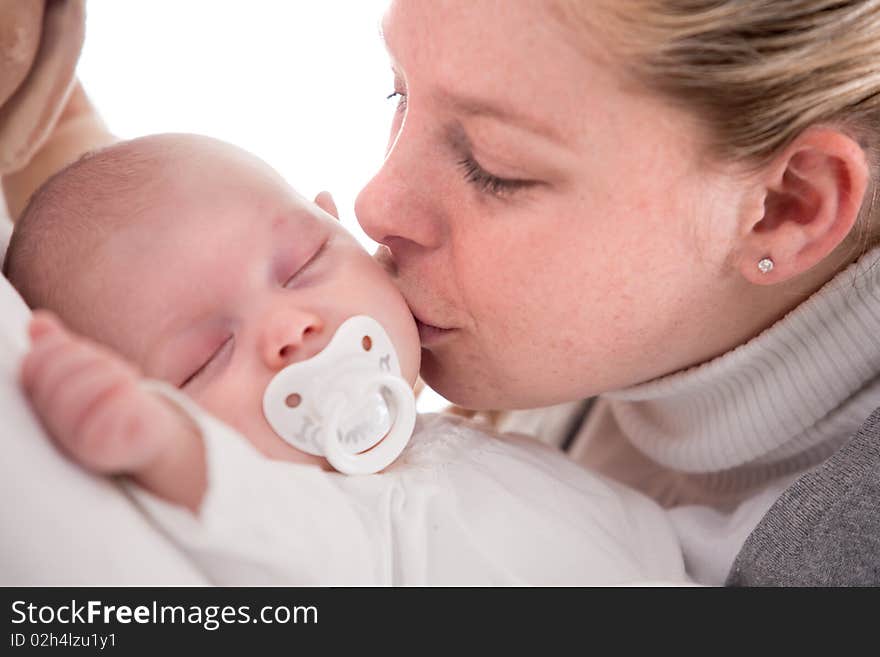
[77,1,450,412]
[78,0,392,247]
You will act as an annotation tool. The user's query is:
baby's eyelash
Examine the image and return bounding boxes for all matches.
[284,239,329,288]
[180,335,234,388]
[457,156,533,197]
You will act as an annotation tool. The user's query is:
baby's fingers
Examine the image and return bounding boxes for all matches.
[41,360,131,448]
[22,331,105,411]
[58,372,158,472]
[23,335,154,472]
[21,322,79,394]
[27,310,63,342]
[21,311,84,392]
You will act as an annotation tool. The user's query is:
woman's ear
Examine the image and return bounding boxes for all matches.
[314,191,340,220]
[736,127,870,285]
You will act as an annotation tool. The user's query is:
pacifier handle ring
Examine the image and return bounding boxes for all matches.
[323,374,416,475]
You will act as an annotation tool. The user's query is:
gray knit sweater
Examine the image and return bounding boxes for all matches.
[726,406,880,586]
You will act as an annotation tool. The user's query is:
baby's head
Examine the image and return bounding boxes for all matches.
[4,134,420,465]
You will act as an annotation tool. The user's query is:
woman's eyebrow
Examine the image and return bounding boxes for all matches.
[377,12,563,144]
[442,90,565,144]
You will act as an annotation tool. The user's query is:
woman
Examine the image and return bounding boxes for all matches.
[353,0,880,585]
[5,0,880,585]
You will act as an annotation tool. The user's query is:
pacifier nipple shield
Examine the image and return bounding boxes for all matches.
[263,315,416,475]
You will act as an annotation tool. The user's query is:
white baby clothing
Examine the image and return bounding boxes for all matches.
[128,393,688,586]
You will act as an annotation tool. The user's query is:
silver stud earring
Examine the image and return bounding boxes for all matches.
[757,257,774,274]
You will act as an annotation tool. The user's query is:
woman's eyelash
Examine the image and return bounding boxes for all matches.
[457,156,533,197]
[386,90,407,112]
[384,89,529,197]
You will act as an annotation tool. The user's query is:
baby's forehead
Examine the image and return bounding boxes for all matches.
[81,133,284,203]
[62,138,334,289]
[107,140,307,229]
[106,174,328,274]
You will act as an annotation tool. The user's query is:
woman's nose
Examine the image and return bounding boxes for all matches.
[355,121,444,253]
[260,307,324,371]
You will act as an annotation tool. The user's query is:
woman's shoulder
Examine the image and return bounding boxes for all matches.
[728,406,880,586]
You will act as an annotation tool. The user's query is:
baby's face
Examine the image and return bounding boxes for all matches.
[75,138,420,466]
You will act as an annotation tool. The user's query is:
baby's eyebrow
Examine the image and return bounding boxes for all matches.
[270,213,289,235]
[143,298,225,379]
[142,315,196,380]
[272,205,317,232]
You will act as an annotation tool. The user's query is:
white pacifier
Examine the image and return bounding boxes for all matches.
[262,315,416,475]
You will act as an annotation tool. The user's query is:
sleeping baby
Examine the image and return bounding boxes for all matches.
[3,134,686,585]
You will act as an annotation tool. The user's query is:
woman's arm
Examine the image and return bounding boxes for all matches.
[2,81,116,220]
[727,406,880,586]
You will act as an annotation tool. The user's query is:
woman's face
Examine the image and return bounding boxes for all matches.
[356,0,749,409]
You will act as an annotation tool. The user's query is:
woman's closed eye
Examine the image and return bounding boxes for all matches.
[458,155,537,198]
[180,335,234,388]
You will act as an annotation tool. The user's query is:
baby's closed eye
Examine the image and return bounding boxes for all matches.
[179,334,235,388]
[282,238,331,289]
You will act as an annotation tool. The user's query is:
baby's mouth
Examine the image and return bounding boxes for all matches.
[262,315,416,474]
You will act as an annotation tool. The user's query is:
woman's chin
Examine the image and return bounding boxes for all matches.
[419,349,506,410]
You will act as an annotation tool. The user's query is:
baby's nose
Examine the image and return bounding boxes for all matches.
[260,309,324,370]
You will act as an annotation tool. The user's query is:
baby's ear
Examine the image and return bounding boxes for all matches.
[314,191,340,220]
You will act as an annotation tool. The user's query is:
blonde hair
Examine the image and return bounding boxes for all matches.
[559,0,880,250]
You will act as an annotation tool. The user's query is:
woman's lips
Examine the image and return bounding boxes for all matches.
[415,317,456,346]
[409,306,456,346]
[374,246,457,346]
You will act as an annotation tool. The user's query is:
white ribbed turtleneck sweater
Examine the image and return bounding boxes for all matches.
[569,246,880,585]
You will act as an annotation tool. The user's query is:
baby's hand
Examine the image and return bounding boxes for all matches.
[21,311,206,510]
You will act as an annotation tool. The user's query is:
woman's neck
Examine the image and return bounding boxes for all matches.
[575,243,880,502]
[684,238,877,382]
